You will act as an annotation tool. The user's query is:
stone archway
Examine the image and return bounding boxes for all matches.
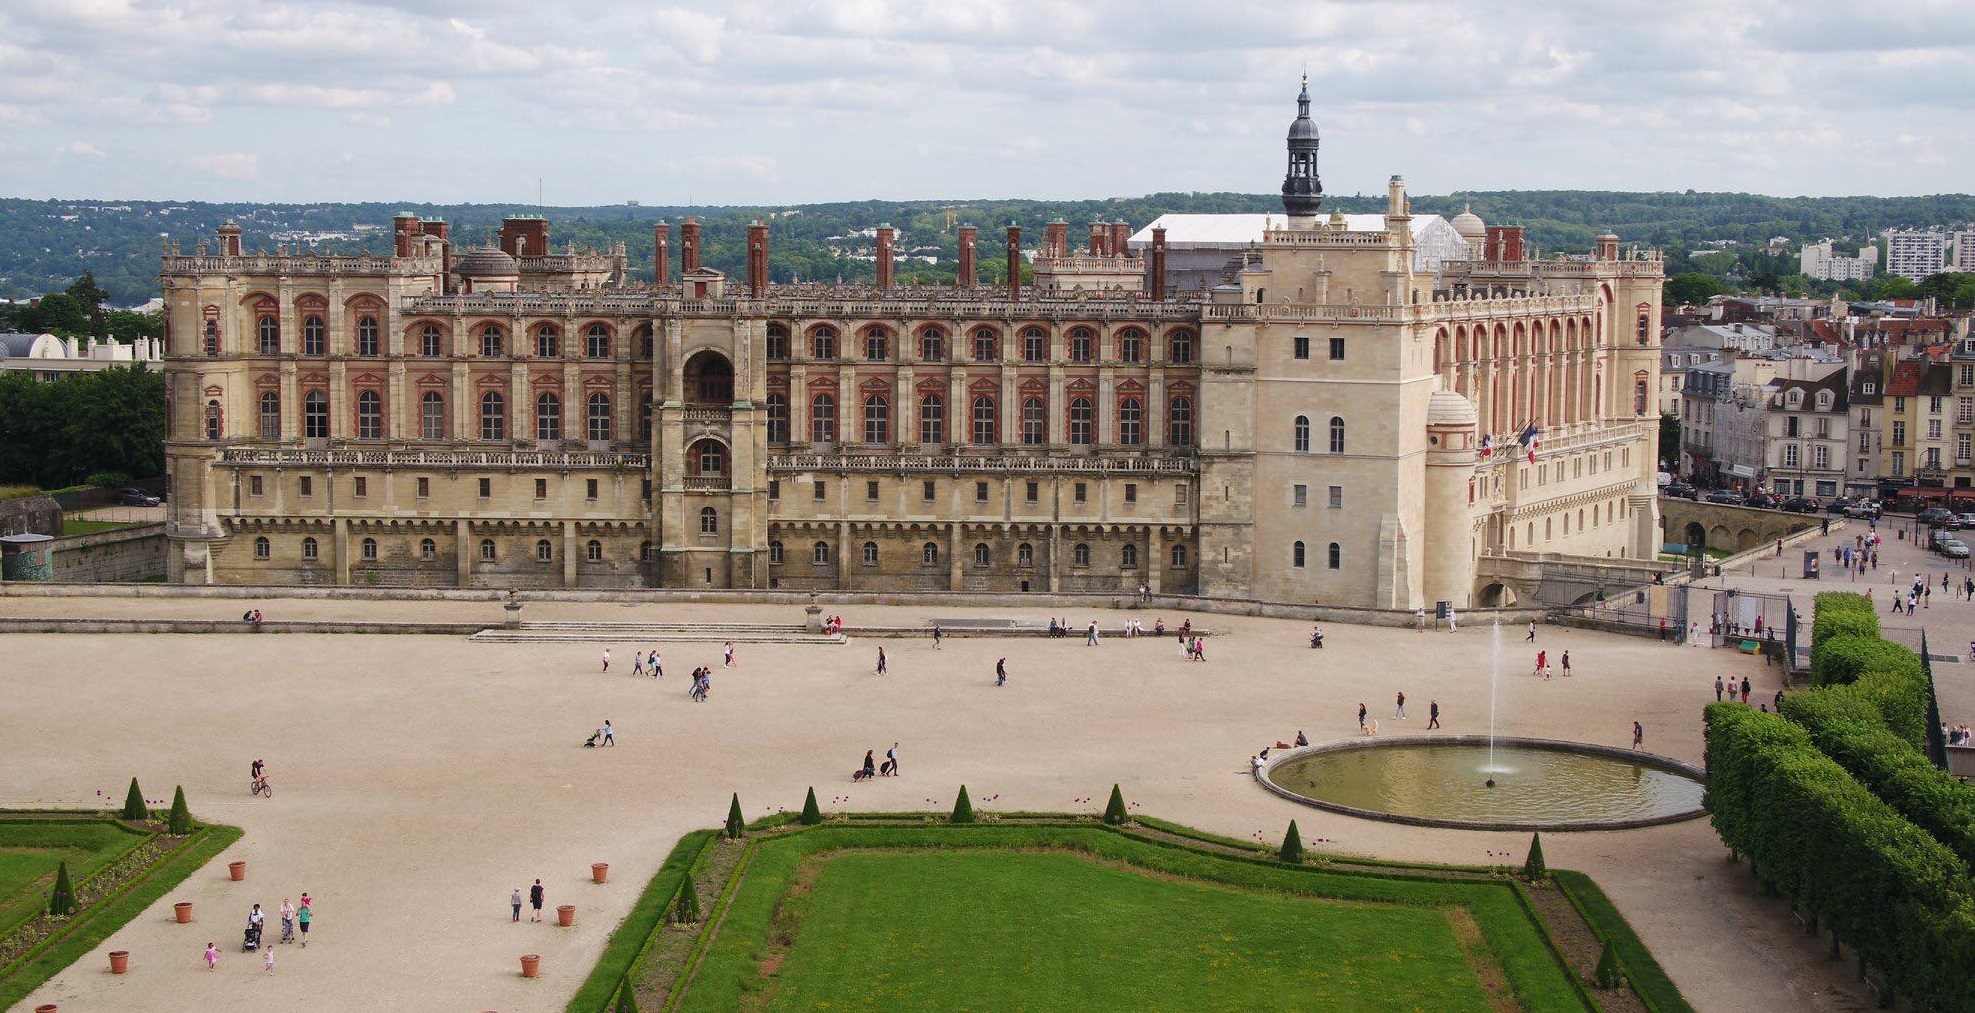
[682,349,733,405]
[1684,522,1706,549]
[1478,582,1519,607]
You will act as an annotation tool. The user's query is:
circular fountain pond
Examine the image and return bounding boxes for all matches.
[1260,736,1707,831]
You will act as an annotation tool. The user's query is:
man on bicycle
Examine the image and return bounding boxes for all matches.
[250,759,268,795]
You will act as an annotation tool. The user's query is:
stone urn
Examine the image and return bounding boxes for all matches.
[556,904,575,927]
[591,863,609,884]
[227,861,246,882]
[109,950,130,974]
[173,901,193,923]
[519,953,541,978]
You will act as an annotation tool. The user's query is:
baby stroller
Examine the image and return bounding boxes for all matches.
[243,920,263,951]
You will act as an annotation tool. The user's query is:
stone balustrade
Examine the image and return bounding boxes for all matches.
[767,453,1195,475]
[216,447,650,470]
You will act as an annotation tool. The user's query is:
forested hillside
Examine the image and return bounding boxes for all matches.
[3,191,1971,307]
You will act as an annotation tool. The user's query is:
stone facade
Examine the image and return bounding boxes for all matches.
[156,84,1662,609]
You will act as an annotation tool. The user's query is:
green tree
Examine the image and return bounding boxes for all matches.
[23,291,88,335]
[1659,414,1680,470]
[66,270,110,312]
[48,860,75,917]
[950,785,975,824]
[1278,820,1304,864]
[799,786,822,825]
[1868,275,1919,300]
[1664,272,1726,305]
[725,793,744,839]
[121,777,146,820]
[1522,832,1547,880]
[1103,784,1129,825]
[168,785,192,834]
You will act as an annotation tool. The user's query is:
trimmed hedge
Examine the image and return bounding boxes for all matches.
[1810,591,1878,648]
[1810,634,1919,688]
[1782,689,1975,869]
[1704,704,1975,1010]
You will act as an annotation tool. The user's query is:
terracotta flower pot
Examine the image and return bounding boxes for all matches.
[519,953,541,978]
[109,950,130,974]
[591,863,609,884]
[556,904,575,927]
[35,1005,56,1012]
[227,861,246,882]
[173,901,193,923]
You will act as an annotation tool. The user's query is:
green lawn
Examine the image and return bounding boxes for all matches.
[0,820,149,938]
[60,518,137,536]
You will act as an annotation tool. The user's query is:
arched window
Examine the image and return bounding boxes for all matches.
[812,540,831,565]
[1168,330,1195,364]
[536,539,553,562]
[1293,415,1310,453]
[479,538,496,561]
[1633,378,1648,416]
[1168,395,1193,447]
[919,394,944,444]
[419,324,443,357]
[1022,327,1048,362]
[1017,543,1034,567]
[810,393,837,443]
[767,394,789,444]
[1121,543,1138,568]
[257,315,279,355]
[640,540,653,562]
[303,315,326,356]
[863,328,889,361]
[356,316,380,357]
[922,542,939,565]
[420,538,437,561]
[1073,542,1091,566]
[1069,397,1094,445]
[420,391,445,440]
[1170,544,1188,568]
[1117,397,1142,446]
[765,324,790,361]
[303,391,329,440]
[862,541,879,565]
[767,540,783,564]
[587,392,613,442]
[699,507,718,534]
[1327,542,1341,569]
[1021,397,1047,445]
[585,323,610,359]
[535,392,561,441]
[972,327,999,362]
[811,325,837,360]
[971,395,997,445]
[1069,327,1093,363]
[973,542,991,566]
[1118,328,1143,363]
[585,539,602,561]
[258,391,281,439]
[480,391,506,441]
[360,537,378,560]
[641,394,654,440]
[1293,540,1306,567]
[204,318,219,356]
[253,536,270,559]
[697,441,725,475]
[1328,416,1346,454]
[479,323,502,358]
[301,536,318,560]
[356,390,383,440]
[536,324,560,359]
[863,394,890,444]
[919,328,945,362]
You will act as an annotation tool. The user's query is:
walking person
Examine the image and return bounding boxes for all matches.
[932,625,943,650]
[1087,621,1099,646]
[205,942,219,971]
[511,888,523,923]
[296,898,311,946]
[1525,620,1536,642]
[876,647,888,675]
[264,942,276,975]
[862,749,876,778]
[603,719,615,746]
[631,651,646,677]
[1714,676,1724,702]
[1427,699,1441,730]
[885,742,900,776]
[1632,721,1644,749]
[1394,691,1407,719]
[1740,676,1751,704]
[529,879,544,922]
[650,650,662,678]
[1533,649,1546,677]
[1560,650,1572,677]
[723,641,736,668]
[601,648,611,673]
[995,658,1006,686]
[1358,702,1368,729]
[280,898,296,944]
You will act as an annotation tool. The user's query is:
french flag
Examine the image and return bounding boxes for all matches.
[1518,423,1541,464]
[1479,434,1493,458]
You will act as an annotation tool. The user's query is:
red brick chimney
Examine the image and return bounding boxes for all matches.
[1045,219,1068,259]
[499,216,549,258]
[1501,225,1525,263]
[1110,221,1131,258]
[680,216,702,273]
[217,221,242,257]
[747,221,769,296]
[1005,225,1022,300]
[1088,220,1107,257]
[957,226,977,289]
[653,221,671,283]
[875,223,895,290]
[1149,227,1168,300]
[393,212,419,258]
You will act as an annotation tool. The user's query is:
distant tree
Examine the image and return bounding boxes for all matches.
[103,309,164,344]
[1278,820,1304,864]
[23,291,88,335]
[800,787,822,825]
[1664,272,1726,305]
[1868,275,1920,300]
[1659,414,1681,470]
[168,785,192,834]
[122,777,146,821]
[950,785,975,824]
[66,271,110,311]
[1103,784,1129,825]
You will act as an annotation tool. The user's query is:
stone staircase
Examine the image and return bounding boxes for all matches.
[468,621,844,645]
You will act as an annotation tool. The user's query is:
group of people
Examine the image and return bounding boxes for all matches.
[1530,649,1572,679]
[1046,616,1185,639]
[213,893,312,974]
[1829,533,1880,575]
[1179,634,1207,661]
[512,879,546,922]
[1890,574,1936,616]
[239,609,265,625]
[1712,674,1770,707]
[689,667,714,702]
[630,650,663,677]
[822,615,845,634]
[1946,724,1974,746]
[854,743,901,780]
[583,720,616,747]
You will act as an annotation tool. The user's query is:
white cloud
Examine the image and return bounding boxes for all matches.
[182,152,261,181]
[56,140,106,158]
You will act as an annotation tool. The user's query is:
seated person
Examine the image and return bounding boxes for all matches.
[1250,754,1264,773]
[1153,619,1166,634]
[1294,730,1309,747]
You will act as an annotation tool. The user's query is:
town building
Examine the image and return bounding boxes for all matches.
[1849,354,1885,498]
[1680,358,1774,490]
[1658,346,1721,416]
[0,332,163,381]
[1799,240,1876,282]
[155,81,1664,609]
[1761,367,1849,499]
[1666,322,1777,355]
[1880,356,1953,484]
[1886,230,1948,281]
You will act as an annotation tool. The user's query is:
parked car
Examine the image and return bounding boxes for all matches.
[1944,541,1972,560]
[1662,483,1698,500]
[1779,497,1820,513]
[1745,492,1781,510]
[1826,497,1854,514]
[1845,501,1882,519]
[1957,510,1975,529]
[1704,489,1744,505]
[1918,506,1957,528]
[115,488,161,507]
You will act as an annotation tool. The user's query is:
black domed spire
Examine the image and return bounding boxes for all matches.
[1281,75,1323,218]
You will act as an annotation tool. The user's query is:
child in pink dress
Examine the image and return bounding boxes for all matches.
[204,942,218,970]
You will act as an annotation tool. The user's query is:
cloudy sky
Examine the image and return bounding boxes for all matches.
[0,0,1967,205]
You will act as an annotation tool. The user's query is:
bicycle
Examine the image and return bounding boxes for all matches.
[251,777,273,798]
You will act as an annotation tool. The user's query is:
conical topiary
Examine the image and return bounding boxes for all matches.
[800,787,822,825]
[1103,784,1129,825]
[1593,940,1623,988]
[1279,820,1304,864]
[725,793,744,839]
[1522,832,1547,881]
[48,860,75,917]
[613,980,642,1012]
[670,876,701,924]
[168,785,192,835]
[951,785,975,824]
[121,777,146,821]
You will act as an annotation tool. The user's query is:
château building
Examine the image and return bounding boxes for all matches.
[158,81,1664,608]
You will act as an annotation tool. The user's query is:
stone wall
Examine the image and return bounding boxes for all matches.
[0,495,61,538]
[48,523,167,582]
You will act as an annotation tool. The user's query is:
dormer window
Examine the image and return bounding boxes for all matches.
[1863,382,1877,395]
[1817,392,1833,410]
[1787,390,1803,408]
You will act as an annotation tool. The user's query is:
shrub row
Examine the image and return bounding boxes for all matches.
[1781,685,1975,870]
[1705,704,1975,1009]
[1809,591,1878,648]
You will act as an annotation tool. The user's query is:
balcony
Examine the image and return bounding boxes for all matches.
[682,475,731,492]
[682,405,732,425]
[216,447,649,470]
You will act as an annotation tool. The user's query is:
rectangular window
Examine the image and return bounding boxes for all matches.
[534,478,548,499]
[867,480,880,501]
[249,475,263,497]
[587,478,599,500]
[1328,337,1345,361]
[1929,419,1943,440]
[353,477,367,498]
[642,478,652,500]
[1814,444,1830,469]
[1931,396,1945,414]
[1292,484,1307,508]
[299,476,313,498]
[814,480,826,500]
[1960,434,1972,463]
[1293,336,1310,360]
[1859,431,1872,453]
[923,480,936,502]
[1961,398,1974,424]
[1894,421,1907,446]
[1124,483,1137,504]
[975,481,989,502]
[1026,481,1039,503]
[1961,366,1974,387]
[767,480,779,500]
[1784,416,1798,437]
[1074,482,1087,503]
[1175,483,1189,507]
[1893,451,1906,477]
[1328,485,1343,509]
[416,477,430,499]
[479,477,491,498]
[1895,397,1907,413]
[1783,444,1799,468]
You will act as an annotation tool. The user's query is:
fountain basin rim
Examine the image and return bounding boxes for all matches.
[1257,734,1709,833]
